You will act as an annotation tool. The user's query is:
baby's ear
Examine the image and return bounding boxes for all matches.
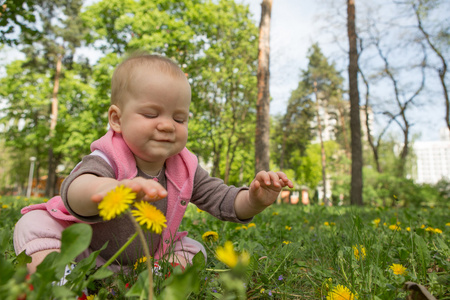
[108,105,122,133]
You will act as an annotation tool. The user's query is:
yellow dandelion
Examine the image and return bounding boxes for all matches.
[389,263,407,275]
[373,218,381,227]
[2,204,8,209]
[260,288,265,294]
[131,202,167,234]
[352,245,366,260]
[327,284,358,300]
[197,208,204,213]
[425,227,434,232]
[202,231,219,243]
[215,241,249,268]
[388,224,401,231]
[98,185,136,221]
[433,228,442,234]
[86,295,96,300]
[324,222,330,226]
[285,226,292,231]
[248,223,256,228]
[406,227,411,232]
[134,256,148,270]
[445,223,450,227]
[420,224,426,229]
[283,241,292,245]
[272,212,279,216]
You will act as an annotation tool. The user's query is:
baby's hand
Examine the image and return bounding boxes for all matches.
[249,171,294,207]
[91,177,168,203]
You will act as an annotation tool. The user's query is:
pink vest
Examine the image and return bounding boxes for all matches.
[21,129,198,258]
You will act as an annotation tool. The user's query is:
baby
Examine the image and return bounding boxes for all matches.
[14,53,293,273]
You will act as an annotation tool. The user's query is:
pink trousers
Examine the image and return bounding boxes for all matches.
[14,210,206,272]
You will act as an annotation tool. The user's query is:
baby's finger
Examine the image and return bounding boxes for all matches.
[275,172,294,188]
[267,171,282,187]
[91,194,104,203]
[143,186,167,201]
[251,178,261,190]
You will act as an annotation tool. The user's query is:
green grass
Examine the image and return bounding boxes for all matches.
[1,195,449,299]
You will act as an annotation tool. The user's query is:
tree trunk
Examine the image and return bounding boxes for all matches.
[45,148,58,197]
[50,53,62,131]
[347,0,363,206]
[314,82,329,205]
[46,52,62,197]
[255,0,272,173]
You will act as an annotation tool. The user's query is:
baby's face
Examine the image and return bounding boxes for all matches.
[116,67,191,174]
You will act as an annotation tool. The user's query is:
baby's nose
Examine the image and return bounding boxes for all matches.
[157,118,175,132]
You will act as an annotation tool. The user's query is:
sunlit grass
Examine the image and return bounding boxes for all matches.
[1,195,449,298]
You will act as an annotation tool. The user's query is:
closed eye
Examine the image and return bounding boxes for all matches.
[143,114,157,119]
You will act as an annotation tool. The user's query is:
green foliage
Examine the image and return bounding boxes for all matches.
[1,0,259,193]
[360,167,444,207]
[0,0,40,46]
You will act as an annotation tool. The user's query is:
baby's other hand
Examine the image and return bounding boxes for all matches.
[249,171,294,207]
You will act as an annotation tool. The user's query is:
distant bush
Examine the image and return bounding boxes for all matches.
[332,168,445,207]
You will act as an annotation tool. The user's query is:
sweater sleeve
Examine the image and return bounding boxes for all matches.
[60,155,115,223]
[190,165,252,223]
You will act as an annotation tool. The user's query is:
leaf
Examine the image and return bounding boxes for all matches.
[65,244,111,294]
[58,223,92,266]
[51,285,77,299]
[126,270,149,298]
[158,266,200,299]
[191,250,206,271]
[414,233,430,275]
[91,267,114,280]
[15,250,32,268]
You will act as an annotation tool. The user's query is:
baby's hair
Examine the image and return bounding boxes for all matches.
[111,51,186,106]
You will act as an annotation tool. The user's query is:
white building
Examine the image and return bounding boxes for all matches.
[412,128,450,184]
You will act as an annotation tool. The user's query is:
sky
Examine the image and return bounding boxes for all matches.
[1,0,448,142]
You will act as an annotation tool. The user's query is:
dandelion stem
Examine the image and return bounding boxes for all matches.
[129,213,154,300]
[102,231,138,269]
[205,268,230,272]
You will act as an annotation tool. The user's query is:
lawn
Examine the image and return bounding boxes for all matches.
[1,195,449,299]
